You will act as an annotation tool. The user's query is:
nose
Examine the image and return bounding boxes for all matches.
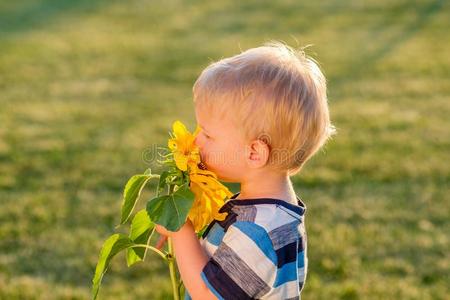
[194,135,201,151]
[194,136,204,160]
[194,135,199,147]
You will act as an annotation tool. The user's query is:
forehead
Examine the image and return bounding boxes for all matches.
[195,105,243,137]
[195,105,224,128]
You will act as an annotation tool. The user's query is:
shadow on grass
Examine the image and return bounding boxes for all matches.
[330,0,445,87]
[0,0,107,36]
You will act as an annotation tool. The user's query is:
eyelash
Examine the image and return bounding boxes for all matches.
[202,131,211,139]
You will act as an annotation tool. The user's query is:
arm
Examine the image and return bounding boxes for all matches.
[156,221,218,300]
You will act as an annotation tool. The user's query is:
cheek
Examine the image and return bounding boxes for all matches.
[197,139,212,162]
[200,140,244,170]
[195,136,208,155]
[194,134,204,148]
[227,145,245,167]
[214,143,242,168]
[198,141,219,166]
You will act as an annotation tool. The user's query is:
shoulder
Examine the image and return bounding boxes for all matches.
[222,203,305,262]
[233,203,305,245]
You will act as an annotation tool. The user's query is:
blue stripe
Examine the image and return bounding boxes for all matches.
[206,224,225,246]
[298,251,305,268]
[232,221,277,265]
[273,261,297,287]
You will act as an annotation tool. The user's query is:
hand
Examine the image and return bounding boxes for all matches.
[155,224,174,237]
[154,224,171,250]
[155,219,194,237]
[154,221,193,250]
[155,235,168,250]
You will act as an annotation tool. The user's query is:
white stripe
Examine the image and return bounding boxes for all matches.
[278,205,302,220]
[223,225,277,286]
[253,205,297,232]
[298,267,306,282]
[201,238,218,257]
[262,279,299,299]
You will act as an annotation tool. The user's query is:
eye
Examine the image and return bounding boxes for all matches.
[200,128,212,140]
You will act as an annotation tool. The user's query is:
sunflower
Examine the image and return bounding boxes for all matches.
[189,167,233,232]
[168,120,232,232]
[167,120,201,171]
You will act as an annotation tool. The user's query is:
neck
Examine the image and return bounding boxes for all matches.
[237,170,297,204]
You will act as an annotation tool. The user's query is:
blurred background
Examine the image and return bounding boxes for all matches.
[0,0,448,299]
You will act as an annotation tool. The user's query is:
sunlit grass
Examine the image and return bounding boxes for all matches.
[0,0,448,299]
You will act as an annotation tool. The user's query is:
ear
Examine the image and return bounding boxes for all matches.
[245,139,270,169]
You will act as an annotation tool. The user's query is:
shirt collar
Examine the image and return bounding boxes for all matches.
[219,192,306,217]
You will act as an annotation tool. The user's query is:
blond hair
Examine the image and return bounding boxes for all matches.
[193,41,336,174]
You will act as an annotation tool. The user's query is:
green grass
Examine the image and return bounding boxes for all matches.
[0,0,449,299]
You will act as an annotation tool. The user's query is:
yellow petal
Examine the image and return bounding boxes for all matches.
[172,120,188,139]
[214,213,227,221]
[168,138,177,151]
[190,173,221,187]
[174,152,188,171]
[192,168,218,178]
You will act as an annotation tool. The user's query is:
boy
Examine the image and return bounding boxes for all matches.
[156,41,335,299]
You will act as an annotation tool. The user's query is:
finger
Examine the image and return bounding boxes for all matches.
[155,224,169,236]
[156,235,168,250]
[154,224,162,234]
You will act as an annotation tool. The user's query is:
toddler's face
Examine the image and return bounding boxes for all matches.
[194,106,247,182]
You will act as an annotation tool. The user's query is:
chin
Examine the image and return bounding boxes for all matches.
[204,164,235,182]
[216,172,238,183]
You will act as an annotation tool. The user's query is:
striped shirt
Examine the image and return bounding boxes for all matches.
[185,192,308,300]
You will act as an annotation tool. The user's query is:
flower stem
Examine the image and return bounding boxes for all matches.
[168,238,180,300]
[129,244,167,260]
[167,184,181,300]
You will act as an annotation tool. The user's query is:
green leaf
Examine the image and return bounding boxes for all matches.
[126,210,154,267]
[146,183,195,232]
[92,234,133,300]
[156,170,170,196]
[120,170,159,224]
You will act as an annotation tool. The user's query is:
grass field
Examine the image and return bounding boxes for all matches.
[0,0,449,299]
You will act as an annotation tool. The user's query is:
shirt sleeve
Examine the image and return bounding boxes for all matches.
[200,221,278,299]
